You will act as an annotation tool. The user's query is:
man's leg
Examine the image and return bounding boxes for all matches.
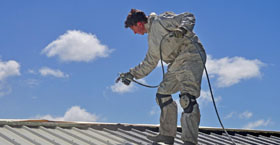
[179,93,200,145]
[174,62,204,144]
[147,93,177,144]
[147,72,179,144]
[157,93,178,137]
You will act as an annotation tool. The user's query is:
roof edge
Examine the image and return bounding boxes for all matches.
[198,126,280,136]
[0,119,279,137]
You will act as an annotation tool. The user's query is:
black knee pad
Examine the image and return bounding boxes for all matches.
[156,93,173,110]
[179,93,197,113]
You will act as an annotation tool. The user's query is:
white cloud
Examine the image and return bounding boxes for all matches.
[39,67,69,78]
[197,90,221,106]
[0,60,20,97]
[0,60,20,81]
[225,111,253,120]
[206,55,264,87]
[239,111,253,119]
[35,106,99,122]
[28,69,37,74]
[111,82,135,93]
[157,61,168,67]
[42,30,113,62]
[111,79,146,94]
[243,119,272,129]
[224,112,236,119]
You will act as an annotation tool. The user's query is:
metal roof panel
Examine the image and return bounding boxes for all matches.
[0,120,279,145]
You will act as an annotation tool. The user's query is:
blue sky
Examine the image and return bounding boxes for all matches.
[1,0,280,131]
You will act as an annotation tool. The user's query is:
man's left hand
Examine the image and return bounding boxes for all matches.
[173,27,187,38]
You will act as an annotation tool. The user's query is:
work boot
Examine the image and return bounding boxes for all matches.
[147,134,174,144]
[183,141,195,145]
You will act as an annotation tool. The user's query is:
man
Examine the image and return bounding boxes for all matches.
[121,9,206,145]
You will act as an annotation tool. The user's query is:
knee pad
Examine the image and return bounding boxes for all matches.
[179,93,197,113]
[156,93,173,110]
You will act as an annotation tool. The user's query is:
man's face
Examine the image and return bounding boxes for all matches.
[129,22,147,35]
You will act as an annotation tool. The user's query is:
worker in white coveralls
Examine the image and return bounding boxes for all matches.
[120,9,206,145]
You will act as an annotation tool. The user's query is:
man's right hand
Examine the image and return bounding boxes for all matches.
[116,72,134,86]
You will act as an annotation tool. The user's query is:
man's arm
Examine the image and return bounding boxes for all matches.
[129,47,160,79]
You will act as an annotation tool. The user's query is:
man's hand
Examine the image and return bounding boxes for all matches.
[116,72,134,86]
[173,27,187,38]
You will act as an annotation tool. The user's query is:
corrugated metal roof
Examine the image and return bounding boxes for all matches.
[0,119,279,145]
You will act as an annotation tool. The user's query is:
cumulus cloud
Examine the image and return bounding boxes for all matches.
[35,106,99,122]
[239,111,253,119]
[206,55,264,87]
[111,79,146,94]
[225,111,253,120]
[28,69,37,74]
[0,60,20,97]
[243,119,272,129]
[111,82,135,93]
[42,30,113,62]
[197,90,221,106]
[0,60,20,81]
[225,112,237,119]
[39,67,69,78]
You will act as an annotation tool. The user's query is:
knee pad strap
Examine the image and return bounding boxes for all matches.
[156,93,173,110]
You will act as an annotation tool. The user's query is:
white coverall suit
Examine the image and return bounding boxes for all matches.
[129,11,206,144]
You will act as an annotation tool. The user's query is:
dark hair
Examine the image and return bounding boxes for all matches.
[125,9,147,28]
